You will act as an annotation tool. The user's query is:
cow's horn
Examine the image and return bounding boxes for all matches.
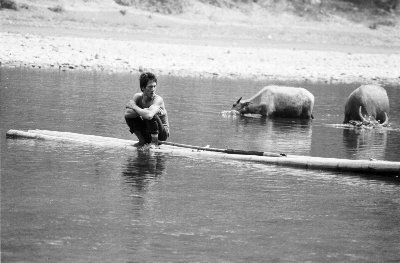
[236,97,242,104]
[358,106,368,123]
[381,112,389,126]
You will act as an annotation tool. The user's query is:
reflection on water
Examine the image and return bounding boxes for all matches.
[231,116,312,155]
[121,152,166,191]
[343,128,388,160]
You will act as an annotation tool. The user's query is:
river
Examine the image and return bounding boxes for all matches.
[1,68,399,262]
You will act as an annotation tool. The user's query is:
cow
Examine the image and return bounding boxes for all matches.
[231,85,315,119]
[343,85,389,125]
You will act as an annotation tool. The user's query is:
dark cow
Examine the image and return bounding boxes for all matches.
[231,85,315,119]
[343,85,389,125]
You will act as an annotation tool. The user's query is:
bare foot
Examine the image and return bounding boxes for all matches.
[148,143,160,149]
[145,143,160,149]
[150,134,159,146]
[138,143,159,150]
[133,141,145,147]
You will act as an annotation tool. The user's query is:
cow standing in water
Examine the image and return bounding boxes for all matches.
[343,85,389,125]
[232,85,315,119]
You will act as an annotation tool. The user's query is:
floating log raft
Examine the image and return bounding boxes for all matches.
[6,129,400,176]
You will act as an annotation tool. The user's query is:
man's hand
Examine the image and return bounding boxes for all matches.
[158,107,166,115]
[125,100,136,110]
[163,125,170,138]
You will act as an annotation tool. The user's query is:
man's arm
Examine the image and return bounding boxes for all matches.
[140,102,162,120]
[126,95,162,120]
[125,93,141,110]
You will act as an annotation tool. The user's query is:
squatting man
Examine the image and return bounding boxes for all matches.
[125,72,170,148]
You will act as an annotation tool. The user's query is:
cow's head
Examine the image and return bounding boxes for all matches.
[231,97,251,114]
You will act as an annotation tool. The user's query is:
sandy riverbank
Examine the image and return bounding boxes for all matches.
[1,0,400,85]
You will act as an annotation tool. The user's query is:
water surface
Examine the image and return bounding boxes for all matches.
[1,68,400,262]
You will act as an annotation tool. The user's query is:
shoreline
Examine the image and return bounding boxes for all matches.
[2,30,400,86]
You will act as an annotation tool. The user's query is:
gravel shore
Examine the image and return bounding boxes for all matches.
[2,31,399,85]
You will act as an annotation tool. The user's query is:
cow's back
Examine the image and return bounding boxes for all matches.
[251,85,314,118]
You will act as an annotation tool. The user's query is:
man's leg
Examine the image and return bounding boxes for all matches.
[146,117,159,146]
[125,110,151,146]
[145,115,169,145]
[156,116,169,141]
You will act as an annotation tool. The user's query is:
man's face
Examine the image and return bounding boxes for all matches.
[143,80,157,97]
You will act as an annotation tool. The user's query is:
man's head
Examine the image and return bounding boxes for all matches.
[140,72,157,91]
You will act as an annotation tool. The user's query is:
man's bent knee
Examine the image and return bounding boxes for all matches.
[125,109,139,119]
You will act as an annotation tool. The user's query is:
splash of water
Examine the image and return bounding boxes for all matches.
[348,115,389,129]
[221,110,239,119]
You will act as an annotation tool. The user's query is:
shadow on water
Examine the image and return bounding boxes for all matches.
[121,151,167,191]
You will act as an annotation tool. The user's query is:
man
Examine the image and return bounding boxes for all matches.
[125,72,169,147]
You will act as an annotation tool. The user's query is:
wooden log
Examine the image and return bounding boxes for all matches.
[6,129,137,149]
[6,129,400,176]
[162,141,285,157]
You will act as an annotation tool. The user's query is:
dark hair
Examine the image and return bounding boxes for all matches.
[139,72,157,91]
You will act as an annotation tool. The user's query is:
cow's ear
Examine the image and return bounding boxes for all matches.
[236,97,242,104]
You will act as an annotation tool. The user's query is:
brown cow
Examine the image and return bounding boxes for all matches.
[232,85,315,119]
[343,85,389,125]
